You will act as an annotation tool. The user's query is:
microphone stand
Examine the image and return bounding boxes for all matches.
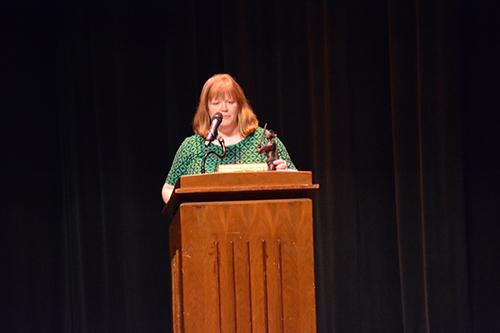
[201,137,226,174]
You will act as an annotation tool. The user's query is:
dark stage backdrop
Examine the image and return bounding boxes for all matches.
[2,0,499,332]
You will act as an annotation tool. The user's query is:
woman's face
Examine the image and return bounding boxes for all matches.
[207,93,239,133]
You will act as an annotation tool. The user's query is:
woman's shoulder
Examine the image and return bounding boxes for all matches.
[245,126,264,140]
[249,126,285,140]
[179,134,203,147]
[254,126,265,135]
[173,134,204,157]
[238,127,263,146]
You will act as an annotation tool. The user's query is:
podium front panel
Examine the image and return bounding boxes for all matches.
[169,198,317,333]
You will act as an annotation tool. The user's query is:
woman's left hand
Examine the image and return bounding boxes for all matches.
[273,159,288,170]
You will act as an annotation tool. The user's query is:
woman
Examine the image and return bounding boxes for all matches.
[161,73,296,203]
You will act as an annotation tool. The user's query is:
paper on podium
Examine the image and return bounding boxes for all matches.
[216,162,268,173]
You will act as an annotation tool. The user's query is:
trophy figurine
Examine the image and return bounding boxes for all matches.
[258,124,279,171]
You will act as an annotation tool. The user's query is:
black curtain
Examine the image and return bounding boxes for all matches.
[2,0,499,332]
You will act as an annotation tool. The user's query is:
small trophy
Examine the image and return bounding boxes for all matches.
[258,124,279,171]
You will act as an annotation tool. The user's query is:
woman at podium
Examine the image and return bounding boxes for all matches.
[162,73,296,203]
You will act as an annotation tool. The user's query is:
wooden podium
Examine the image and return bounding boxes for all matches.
[164,171,319,333]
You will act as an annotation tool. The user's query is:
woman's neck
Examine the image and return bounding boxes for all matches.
[214,126,243,146]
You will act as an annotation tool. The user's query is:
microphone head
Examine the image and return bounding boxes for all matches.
[204,112,224,146]
[212,112,223,122]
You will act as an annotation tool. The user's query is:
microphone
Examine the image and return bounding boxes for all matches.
[204,112,223,146]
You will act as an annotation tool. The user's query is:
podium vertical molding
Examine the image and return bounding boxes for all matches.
[246,240,254,333]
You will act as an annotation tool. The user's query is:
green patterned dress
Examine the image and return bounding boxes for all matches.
[165,127,296,186]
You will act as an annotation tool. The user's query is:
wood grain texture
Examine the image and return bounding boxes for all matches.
[169,199,317,332]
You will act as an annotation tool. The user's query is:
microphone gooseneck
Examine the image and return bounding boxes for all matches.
[201,137,226,174]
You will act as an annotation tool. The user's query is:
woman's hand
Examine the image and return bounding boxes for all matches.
[273,159,289,170]
[162,183,174,204]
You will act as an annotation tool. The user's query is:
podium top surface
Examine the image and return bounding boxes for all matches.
[178,170,313,188]
[163,171,319,216]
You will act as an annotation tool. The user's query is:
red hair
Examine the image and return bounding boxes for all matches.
[192,73,259,137]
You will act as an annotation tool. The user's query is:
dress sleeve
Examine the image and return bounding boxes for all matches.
[165,137,195,186]
[275,136,297,170]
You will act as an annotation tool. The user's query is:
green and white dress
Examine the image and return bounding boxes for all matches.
[165,127,296,186]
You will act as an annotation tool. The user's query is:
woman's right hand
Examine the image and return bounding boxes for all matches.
[162,183,174,204]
